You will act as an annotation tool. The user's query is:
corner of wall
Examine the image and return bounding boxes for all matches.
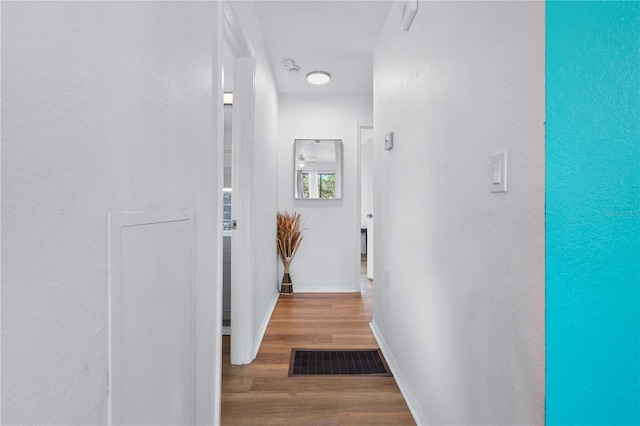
[369,321,428,426]
[253,292,280,359]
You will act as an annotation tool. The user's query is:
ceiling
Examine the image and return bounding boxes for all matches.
[253,1,392,96]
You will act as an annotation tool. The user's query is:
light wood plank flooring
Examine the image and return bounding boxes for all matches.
[221,265,415,425]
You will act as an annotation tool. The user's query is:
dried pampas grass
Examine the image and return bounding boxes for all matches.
[277,211,304,271]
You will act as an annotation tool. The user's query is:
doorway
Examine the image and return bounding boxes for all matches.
[358,124,374,285]
[222,1,257,365]
[222,41,233,336]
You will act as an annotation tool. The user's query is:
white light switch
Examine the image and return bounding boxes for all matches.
[490,152,507,193]
[385,131,394,151]
[492,160,502,184]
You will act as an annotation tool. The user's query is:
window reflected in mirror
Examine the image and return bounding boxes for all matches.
[294,139,342,199]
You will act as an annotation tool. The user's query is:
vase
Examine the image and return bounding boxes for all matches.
[281,262,293,295]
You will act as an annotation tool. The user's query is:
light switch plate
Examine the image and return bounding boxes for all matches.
[490,152,507,193]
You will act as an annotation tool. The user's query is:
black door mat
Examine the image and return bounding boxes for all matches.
[289,349,392,376]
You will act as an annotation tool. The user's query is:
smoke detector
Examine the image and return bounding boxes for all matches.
[282,59,301,75]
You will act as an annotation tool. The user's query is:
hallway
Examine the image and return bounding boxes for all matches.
[221,270,414,425]
[2,2,636,424]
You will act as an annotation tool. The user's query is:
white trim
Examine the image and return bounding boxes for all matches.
[212,4,224,424]
[369,320,428,426]
[252,292,280,358]
[222,2,254,58]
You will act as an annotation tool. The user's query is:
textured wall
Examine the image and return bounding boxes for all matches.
[1,3,221,423]
[546,2,640,424]
[278,95,372,291]
[373,2,545,424]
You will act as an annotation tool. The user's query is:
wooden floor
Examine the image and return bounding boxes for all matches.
[221,261,415,425]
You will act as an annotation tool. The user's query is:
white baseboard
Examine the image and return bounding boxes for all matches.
[253,292,279,358]
[370,320,429,426]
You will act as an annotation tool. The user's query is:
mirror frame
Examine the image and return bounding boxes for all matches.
[293,139,343,200]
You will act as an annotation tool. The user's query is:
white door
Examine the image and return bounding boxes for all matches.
[110,212,195,426]
[365,138,374,280]
[224,2,257,365]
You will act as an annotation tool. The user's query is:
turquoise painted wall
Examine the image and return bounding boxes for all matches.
[546,2,640,425]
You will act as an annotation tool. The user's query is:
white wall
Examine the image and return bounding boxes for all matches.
[278,95,372,292]
[372,2,545,425]
[231,2,281,352]
[1,2,222,424]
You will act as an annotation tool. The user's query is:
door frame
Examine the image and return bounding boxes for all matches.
[355,122,374,290]
[223,1,256,365]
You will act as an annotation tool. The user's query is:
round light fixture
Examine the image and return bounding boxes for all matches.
[306,71,331,85]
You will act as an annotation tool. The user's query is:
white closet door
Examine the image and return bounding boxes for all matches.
[110,212,195,426]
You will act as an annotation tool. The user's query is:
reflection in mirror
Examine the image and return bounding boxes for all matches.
[294,139,343,199]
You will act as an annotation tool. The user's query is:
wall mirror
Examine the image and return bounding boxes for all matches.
[294,139,343,199]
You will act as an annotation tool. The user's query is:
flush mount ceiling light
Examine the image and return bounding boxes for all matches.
[306,71,331,85]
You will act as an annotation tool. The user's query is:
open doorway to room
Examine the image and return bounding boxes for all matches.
[221,41,234,336]
[359,124,374,291]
